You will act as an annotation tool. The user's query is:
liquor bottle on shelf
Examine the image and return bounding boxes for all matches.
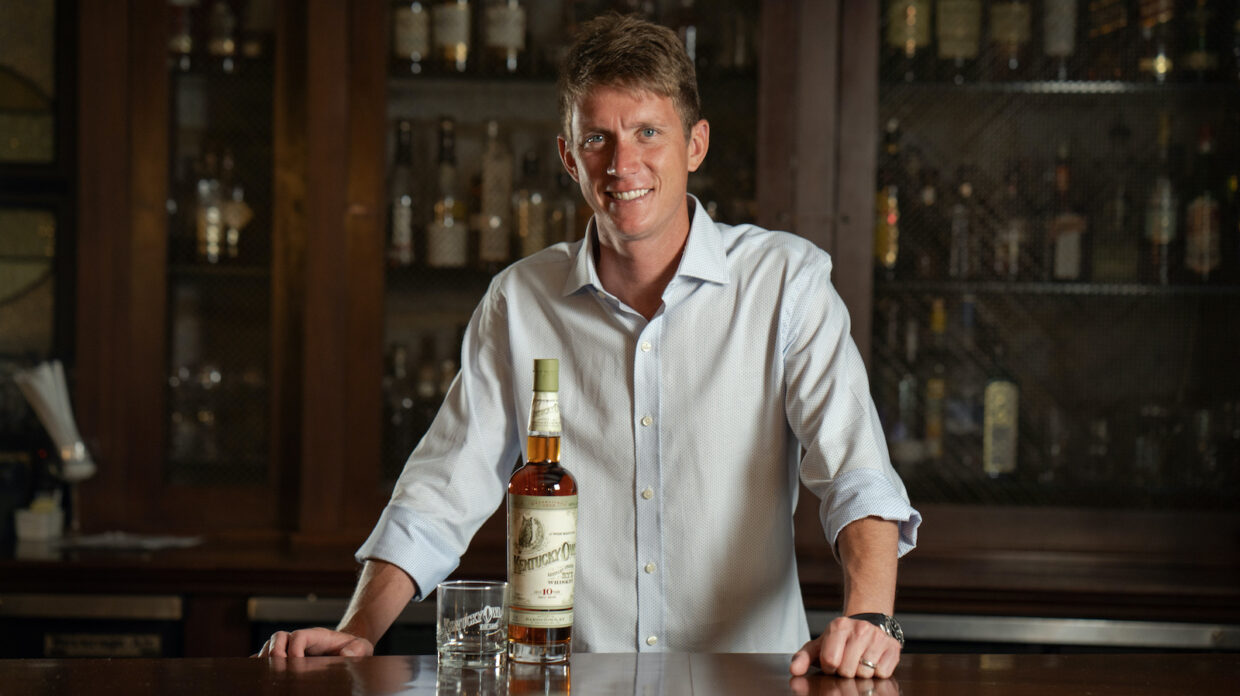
[432,0,472,74]
[508,359,577,664]
[947,164,978,280]
[388,120,417,268]
[936,0,982,84]
[910,166,946,280]
[195,149,224,264]
[988,0,1034,81]
[392,1,430,75]
[715,0,757,77]
[1144,111,1179,285]
[548,171,581,245]
[1182,0,1219,82]
[483,0,527,75]
[427,117,469,268]
[219,149,252,262]
[667,0,708,73]
[982,333,1019,479]
[1085,0,1133,81]
[1137,0,1177,83]
[206,0,239,74]
[1092,116,1140,283]
[168,0,197,73]
[993,162,1030,281]
[478,120,514,271]
[921,297,948,463]
[874,119,904,282]
[514,151,549,258]
[1048,140,1087,281]
[383,344,418,478]
[1042,0,1079,81]
[889,314,924,471]
[945,294,984,473]
[1184,123,1222,284]
[883,0,933,82]
[239,0,275,62]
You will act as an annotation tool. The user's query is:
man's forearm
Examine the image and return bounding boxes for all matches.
[337,559,419,644]
[836,516,899,615]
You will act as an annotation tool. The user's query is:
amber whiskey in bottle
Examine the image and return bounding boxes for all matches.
[508,359,577,664]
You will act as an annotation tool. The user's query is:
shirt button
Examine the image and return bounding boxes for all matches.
[640,415,653,427]
[641,487,654,500]
[646,635,658,646]
[640,341,652,352]
[644,562,656,574]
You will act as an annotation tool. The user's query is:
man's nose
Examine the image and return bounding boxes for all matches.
[606,139,639,176]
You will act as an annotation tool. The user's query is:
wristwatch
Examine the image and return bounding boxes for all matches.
[849,613,905,647]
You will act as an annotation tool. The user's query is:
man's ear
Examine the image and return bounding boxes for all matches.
[558,136,580,182]
[687,119,710,173]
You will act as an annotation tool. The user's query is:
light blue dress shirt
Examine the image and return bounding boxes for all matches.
[357,196,921,653]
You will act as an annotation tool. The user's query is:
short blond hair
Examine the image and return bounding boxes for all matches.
[557,13,701,142]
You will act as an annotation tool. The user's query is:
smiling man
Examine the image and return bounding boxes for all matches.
[257,13,920,680]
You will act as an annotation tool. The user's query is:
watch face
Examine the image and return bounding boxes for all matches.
[886,617,905,645]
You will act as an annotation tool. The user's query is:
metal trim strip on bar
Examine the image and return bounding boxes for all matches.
[0,594,182,620]
[246,596,436,625]
[807,611,1240,650]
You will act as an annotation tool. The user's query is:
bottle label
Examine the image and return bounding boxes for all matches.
[509,494,577,625]
[885,1,931,52]
[393,7,430,58]
[937,0,982,60]
[1043,0,1077,58]
[390,202,414,266]
[529,392,561,433]
[1145,178,1177,244]
[485,5,526,51]
[517,195,549,257]
[990,3,1032,47]
[432,3,471,48]
[1185,193,1221,275]
[983,381,1019,476]
[427,218,468,267]
[1050,211,1085,279]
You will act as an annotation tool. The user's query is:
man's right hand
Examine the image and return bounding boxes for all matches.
[254,627,375,657]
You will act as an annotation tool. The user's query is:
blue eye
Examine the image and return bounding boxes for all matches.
[641,128,658,137]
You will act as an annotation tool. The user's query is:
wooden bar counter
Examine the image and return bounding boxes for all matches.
[2,653,1237,695]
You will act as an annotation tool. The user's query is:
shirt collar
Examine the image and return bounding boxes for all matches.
[562,194,731,298]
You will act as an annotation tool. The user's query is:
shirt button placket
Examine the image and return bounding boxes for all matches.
[634,325,663,651]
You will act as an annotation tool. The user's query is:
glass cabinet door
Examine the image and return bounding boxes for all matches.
[869,1,1240,511]
[162,0,276,486]
[378,0,760,485]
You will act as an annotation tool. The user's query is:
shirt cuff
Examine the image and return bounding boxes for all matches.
[820,467,921,562]
[355,504,463,601]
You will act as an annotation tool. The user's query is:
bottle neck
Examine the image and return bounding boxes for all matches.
[526,434,561,464]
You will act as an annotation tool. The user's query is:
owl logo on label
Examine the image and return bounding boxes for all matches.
[517,514,544,553]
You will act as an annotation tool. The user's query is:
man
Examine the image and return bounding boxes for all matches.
[258,14,920,680]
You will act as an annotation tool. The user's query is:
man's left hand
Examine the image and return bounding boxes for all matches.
[789,615,902,679]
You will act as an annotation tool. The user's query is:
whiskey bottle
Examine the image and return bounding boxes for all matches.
[478,120,514,271]
[1182,0,1219,82]
[392,1,430,75]
[667,0,708,73]
[548,171,582,245]
[1042,0,1079,81]
[947,164,978,279]
[884,0,932,82]
[874,119,904,281]
[432,0,472,74]
[1048,141,1087,281]
[168,0,196,73]
[993,162,1029,281]
[508,359,577,664]
[945,294,984,472]
[936,0,982,84]
[889,314,924,471]
[921,297,948,462]
[983,335,1019,479]
[1085,0,1133,80]
[206,0,238,74]
[196,149,224,264]
[428,117,469,268]
[1092,116,1139,282]
[388,119,416,268]
[1137,0,1177,83]
[483,0,527,75]
[988,0,1033,81]
[514,151,549,258]
[1184,124,1222,283]
[1144,111,1179,285]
